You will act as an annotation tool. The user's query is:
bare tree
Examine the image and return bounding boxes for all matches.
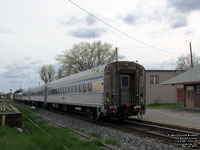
[175,53,200,70]
[56,41,123,78]
[40,64,55,83]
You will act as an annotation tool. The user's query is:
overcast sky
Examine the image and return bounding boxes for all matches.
[0,0,200,93]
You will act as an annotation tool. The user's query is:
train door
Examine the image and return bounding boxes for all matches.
[120,74,135,105]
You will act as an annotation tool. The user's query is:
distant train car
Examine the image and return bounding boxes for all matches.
[29,86,45,105]
[18,61,146,120]
[13,89,23,101]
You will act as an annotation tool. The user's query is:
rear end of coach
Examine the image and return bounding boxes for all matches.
[104,61,146,120]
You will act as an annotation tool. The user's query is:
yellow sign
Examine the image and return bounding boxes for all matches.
[94,83,101,91]
[1,115,6,127]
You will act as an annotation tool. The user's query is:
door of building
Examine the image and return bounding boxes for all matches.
[186,86,194,108]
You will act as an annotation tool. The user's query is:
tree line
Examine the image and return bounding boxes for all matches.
[40,40,200,84]
[40,41,122,83]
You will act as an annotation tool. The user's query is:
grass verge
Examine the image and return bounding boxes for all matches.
[0,105,103,150]
[147,103,184,109]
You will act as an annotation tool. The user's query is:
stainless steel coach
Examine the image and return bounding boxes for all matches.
[15,61,146,120]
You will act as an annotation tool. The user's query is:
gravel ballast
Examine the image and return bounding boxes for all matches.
[37,109,183,150]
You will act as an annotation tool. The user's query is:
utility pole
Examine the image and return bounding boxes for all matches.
[189,42,193,68]
[115,47,118,62]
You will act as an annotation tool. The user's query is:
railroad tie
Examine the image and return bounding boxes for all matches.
[5,106,11,112]
[3,105,6,111]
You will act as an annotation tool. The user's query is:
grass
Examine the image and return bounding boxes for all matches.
[146,103,184,109]
[88,132,103,139]
[105,139,120,147]
[0,105,103,150]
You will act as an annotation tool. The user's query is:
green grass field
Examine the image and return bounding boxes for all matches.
[146,103,184,109]
[0,105,119,150]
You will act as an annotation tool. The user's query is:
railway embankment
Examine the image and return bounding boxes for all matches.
[0,101,22,127]
[14,102,182,150]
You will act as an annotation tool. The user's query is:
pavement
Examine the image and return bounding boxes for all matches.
[133,109,200,129]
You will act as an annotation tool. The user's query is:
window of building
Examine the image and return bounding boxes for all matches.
[150,75,159,84]
[197,85,200,94]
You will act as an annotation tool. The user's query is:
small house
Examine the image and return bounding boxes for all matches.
[162,64,200,110]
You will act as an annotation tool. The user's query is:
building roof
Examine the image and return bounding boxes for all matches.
[162,64,200,85]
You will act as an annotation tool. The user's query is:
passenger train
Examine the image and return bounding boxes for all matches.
[14,61,146,120]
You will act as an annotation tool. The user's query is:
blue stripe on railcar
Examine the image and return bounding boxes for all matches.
[48,74,104,89]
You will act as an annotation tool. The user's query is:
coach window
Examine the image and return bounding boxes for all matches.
[121,75,129,89]
[66,87,68,93]
[75,84,78,93]
[88,83,92,92]
[79,84,82,92]
[70,85,74,93]
[64,87,66,93]
[67,86,70,93]
[83,83,87,93]
[150,75,159,84]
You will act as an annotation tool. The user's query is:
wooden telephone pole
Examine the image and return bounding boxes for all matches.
[189,42,193,68]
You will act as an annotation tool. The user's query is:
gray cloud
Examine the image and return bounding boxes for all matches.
[69,27,106,38]
[60,17,81,25]
[169,13,188,28]
[0,57,44,92]
[121,14,139,25]
[167,0,200,13]
[61,14,98,26]
[85,15,97,25]
[0,27,14,34]
[166,0,200,29]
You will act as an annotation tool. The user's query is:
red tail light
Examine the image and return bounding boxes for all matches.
[126,103,130,108]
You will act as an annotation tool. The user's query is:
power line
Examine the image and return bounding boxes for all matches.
[67,0,181,55]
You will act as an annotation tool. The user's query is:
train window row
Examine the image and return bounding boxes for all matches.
[31,90,44,96]
[22,92,29,96]
[48,82,92,95]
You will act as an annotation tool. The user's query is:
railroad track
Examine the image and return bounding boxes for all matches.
[124,119,200,149]
[13,101,200,149]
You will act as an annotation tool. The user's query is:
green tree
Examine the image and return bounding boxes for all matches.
[175,53,200,70]
[56,41,123,78]
[39,64,55,83]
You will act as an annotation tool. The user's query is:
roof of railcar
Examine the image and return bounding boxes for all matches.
[47,64,107,86]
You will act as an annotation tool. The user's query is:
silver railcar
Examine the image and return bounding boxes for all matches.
[19,61,145,119]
